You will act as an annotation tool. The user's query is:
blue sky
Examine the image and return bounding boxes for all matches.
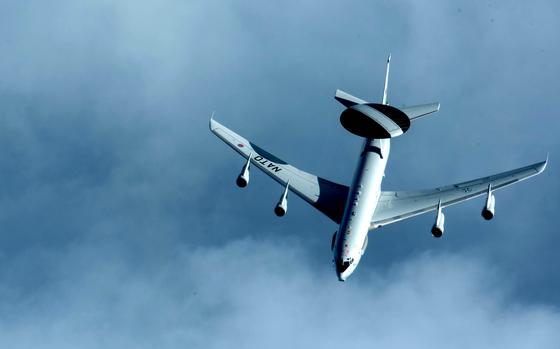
[0,0,559,347]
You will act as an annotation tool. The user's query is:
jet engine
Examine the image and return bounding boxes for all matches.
[481,184,495,220]
[236,156,251,188]
[274,182,290,217]
[431,200,445,238]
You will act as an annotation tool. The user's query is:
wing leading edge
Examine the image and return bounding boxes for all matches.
[371,159,547,228]
[210,118,349,223]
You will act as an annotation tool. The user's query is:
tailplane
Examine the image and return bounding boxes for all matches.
[335,55,440,139]
[335,90,440,120]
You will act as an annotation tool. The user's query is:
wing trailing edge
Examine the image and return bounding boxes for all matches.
[210,117,350,223]
[371,159,547,228]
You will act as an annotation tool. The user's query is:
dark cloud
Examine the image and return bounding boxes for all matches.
[0,0,559,346]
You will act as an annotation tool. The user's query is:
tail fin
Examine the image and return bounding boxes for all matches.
[334,54,440,123]
[335,54,392,108]
[382,53,391,105]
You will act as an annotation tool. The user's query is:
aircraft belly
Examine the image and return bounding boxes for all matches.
[335,139,389,259]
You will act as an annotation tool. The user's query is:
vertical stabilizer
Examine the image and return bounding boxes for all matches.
[382,53,391,105]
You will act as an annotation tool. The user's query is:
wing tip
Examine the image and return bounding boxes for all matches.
[209,112,218,131]
[537,153,549,173]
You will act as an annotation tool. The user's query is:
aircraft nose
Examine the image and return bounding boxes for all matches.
[337,272,346,282]
[335,258,353,282]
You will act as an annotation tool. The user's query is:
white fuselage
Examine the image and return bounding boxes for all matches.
[334,138,390,281]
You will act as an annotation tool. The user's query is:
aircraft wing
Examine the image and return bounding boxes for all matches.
[371,160,547,228]
[210,118,350,223]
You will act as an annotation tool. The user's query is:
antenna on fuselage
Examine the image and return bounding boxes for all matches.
[382,53,391,105]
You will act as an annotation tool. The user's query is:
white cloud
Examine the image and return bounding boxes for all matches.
[0,1,559,347]
[0,238,558,348]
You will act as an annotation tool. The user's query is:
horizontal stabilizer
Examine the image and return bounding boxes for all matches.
[335,89,366,108]
[336,89,439,122]
[400,103,440,120]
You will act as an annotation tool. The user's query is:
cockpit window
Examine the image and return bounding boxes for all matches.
[335,258,354,274]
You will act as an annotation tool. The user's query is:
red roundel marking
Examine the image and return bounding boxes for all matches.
[237,143,244,148]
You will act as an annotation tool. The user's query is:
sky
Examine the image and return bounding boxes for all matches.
[0,0,559,347]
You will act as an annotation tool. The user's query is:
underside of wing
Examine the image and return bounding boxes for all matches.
[371,160,547,228]
[210,118,349,223]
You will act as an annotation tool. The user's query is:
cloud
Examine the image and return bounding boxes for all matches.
[0,237,559,348]
[0,0,559,346]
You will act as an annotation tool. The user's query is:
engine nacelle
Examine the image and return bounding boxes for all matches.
[481,185,495,220]
[236,156,251,188]
[274,182,290,217]
[431,200,445,238]
[274,198,287,216]
[236,172,249,188]
[482,195,495,220]
[431,215,445,238]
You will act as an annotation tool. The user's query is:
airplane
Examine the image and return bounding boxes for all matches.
[210,55,547,282]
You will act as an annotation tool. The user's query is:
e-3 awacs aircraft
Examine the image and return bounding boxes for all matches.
[210,55,547,282]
